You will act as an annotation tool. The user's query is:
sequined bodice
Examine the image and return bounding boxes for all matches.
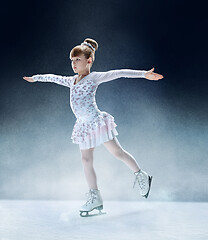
[70,78,101,122]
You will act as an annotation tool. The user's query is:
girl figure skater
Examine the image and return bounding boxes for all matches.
[23,38,163,216]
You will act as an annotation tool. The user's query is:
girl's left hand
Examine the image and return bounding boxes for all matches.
[144,67,164,80]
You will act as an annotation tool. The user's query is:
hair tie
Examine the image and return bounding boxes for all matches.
[81,42,95,51]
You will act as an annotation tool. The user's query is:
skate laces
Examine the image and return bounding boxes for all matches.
[133,171,146,189]
[85,190,97,205]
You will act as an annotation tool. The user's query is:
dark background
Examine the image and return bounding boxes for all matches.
[0,0,207,201]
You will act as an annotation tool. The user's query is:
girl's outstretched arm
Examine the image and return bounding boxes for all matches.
[93,67,163,85]
[23,74,74,88]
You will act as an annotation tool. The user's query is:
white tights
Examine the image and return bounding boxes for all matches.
[80,137,141,190]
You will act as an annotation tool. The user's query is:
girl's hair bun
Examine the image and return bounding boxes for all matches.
[83,38,98,51]
[70,38,98,64]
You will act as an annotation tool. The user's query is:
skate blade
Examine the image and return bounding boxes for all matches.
[80,211,106,217]
[144,176,153,199]
[80,205,106,217]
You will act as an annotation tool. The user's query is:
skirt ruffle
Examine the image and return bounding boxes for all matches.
[71,111,118,149]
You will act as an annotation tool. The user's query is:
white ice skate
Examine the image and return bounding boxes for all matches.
[133,169,152,198]
[79,189,105,217]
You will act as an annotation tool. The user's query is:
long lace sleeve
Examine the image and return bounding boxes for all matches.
[92,69,147,85]
[32,74,74,88]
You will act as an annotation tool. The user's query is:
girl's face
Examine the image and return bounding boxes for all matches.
[71,54,92,74]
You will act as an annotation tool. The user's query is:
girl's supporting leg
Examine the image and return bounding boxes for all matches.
[80,147,98,190]
[103,137,141,172]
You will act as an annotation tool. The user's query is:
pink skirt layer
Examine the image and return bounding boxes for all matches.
[71,112,119,150]
[79,120,118,150]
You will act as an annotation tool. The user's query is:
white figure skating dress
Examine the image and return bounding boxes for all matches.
[32,69,146,149]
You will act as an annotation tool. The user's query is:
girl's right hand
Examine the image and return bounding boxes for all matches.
[23,76,35,82]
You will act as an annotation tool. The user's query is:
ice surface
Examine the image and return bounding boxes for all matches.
[0,200,207,240]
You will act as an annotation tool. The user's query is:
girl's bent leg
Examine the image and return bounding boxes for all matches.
[80,147,98,190]
[103,137,141,173]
